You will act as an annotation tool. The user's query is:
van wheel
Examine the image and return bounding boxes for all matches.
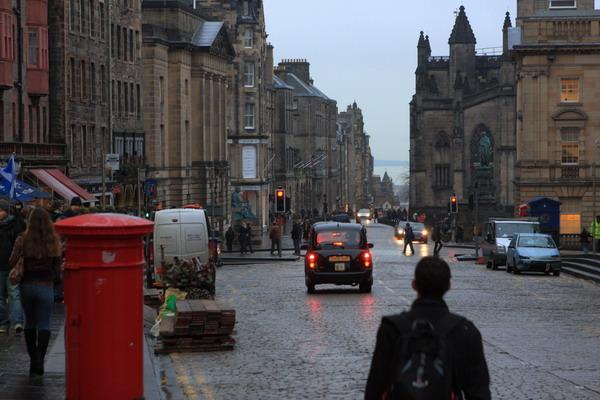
[512,267,520,275]
[306,284,315,294]
[486,261,492,269]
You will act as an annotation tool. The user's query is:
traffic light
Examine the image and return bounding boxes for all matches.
[275,188,286,213]
[450,194,458,214]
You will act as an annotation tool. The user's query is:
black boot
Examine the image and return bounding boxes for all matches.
[35,330,51,376]
[24,329,38,375]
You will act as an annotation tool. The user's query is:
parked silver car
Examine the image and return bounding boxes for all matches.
[506,233,561,276]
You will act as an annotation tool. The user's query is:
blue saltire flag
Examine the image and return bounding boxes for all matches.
[0,154,17,200]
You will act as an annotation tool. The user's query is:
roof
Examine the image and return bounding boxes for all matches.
[449,5,476,44]
[313,222,363,232]
[526,9,600,19]
[30,169,96,203]
[191,21,224,47]
[277,72,331,100]
[273,75,294,90]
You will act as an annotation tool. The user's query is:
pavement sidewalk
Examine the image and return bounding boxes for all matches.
[0,303,164,400]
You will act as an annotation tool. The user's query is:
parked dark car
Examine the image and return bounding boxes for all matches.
[394,221,429,243]
[303,222,374,294]
[506,233,561,276]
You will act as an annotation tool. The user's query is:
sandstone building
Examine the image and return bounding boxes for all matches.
[337,102,374,212]
[142,0,234,230]
[273,59,339,215]
[410,6,517,229]
[0,0,63,172]
[513,0,600,236]
[196,0,272,230]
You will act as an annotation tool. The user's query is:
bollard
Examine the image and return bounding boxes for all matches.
[55,214,153,400]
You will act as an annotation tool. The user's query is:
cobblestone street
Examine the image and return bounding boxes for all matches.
[162,224,600,399]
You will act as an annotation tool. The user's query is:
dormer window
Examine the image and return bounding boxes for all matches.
[549,0,576,9]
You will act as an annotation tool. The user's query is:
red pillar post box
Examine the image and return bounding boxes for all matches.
[55,214,153,400]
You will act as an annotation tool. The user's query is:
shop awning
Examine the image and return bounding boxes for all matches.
[29,169,96,203]
[0,179,51,202]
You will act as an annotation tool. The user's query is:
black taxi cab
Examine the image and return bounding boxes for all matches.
[303,222,374,294]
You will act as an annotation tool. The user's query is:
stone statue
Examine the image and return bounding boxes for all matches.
[231,187,257,221]
[479,134,492,166]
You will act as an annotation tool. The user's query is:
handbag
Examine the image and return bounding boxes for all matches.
[8,257,24,285]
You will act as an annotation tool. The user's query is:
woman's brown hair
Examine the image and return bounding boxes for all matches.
[22,207,61,258]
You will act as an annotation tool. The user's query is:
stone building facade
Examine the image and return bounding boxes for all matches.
[371,172,397,211]
[196,0,272,230]
[513,0,600,236]
[410,6,517,229]
[49,0,109,196]
[337,102,374,212]
[142,0,234,230]
[0,0,63,171]
[273,59,339,215]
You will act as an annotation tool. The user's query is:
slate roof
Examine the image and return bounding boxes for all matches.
[278,72,331,100]
[273,75,294,90]
[449,5,476,44]
[191,21,225,47]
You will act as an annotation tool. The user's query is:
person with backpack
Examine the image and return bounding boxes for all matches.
[365,256,490,400]
[403,223,415,256]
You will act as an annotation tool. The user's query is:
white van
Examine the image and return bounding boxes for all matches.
[153,209,211,265]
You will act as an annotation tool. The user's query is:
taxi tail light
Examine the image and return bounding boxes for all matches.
[307,252,317,269]
[361,251,372,268]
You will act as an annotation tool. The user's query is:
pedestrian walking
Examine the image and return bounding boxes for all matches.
[581,227,592,254]
[432,222,444,257]
[365,256,490,400]
[9,207,62,376]
[403,223,415,255]
[59,196,82,220]
[269,222,282,257]
[590,216,600,253]
[239,223,247,254]
[291,220,303,256]
[0,200,25,335]
[245,223,254,254]
[225,226,235,253]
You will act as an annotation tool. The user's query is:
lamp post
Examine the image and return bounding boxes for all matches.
[593,138,600,253]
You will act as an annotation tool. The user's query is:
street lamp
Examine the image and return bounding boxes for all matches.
[593,138,600,253]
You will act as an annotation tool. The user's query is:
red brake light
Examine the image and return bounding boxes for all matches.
[361,251,372,268]
[307,253,317,269]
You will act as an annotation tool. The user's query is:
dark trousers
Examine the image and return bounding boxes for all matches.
[226,240,233,253]
[271,239,281,256]
[293,239,301,255]
[596,239,600,253]
[434,240,443,256]
[403,240,414,255]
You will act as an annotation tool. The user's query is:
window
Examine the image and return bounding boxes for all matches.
[90,62,95,101]
[550,0,576,8]
[69,0,76,31]
[115,136,124,156]
[159,76,165,113]
[561,128,579,164]
[434,164,451,187]
[80,0,86,33]
[81,125,87,165]
[124,82,128,113]
[69,57,75,97]
[99,2,105,39]
[123,27,127,61]
[130,82,134,114]
[100,64,106,102]
[0,14,15,60]
[80,60,86,99]
[11,102,15,138]
[28,29,38,66]
[69,124,75,164]
[116,25,120,59]
[129,28,133,61]
[560,78,579,103]
[89,0,95,37]
[117,81,122,114]
[36,105,40,143]
[28,105,33,142]
[244,62,255,87]
[244,28,253,48]
[42,106,47,142]
[244,103,255,129]
[135,137,144,158]
[111,24,115,57]
[135,30,140,59]
[136,84,141,118]
[242,0,249,16]
[125,137,133,156]
[90,126,96,165]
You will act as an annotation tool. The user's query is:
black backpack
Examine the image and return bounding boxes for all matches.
[386,313,464,400]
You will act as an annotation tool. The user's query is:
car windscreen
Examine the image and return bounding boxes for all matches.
[518,236,556,248]
[495,223,537,238]
[315,230,362,248]
[397,222,424,230]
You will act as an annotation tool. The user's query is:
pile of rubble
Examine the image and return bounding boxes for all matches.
[155,299,236,354]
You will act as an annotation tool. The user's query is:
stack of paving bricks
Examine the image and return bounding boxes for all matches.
[143,288,163,309]
[155,299,236,354]
[162,258,216,300]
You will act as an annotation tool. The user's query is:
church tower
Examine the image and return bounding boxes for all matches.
[449,6,476,94]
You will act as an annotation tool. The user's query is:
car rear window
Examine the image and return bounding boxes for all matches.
[315,230,362,248]
[518,236,556,248]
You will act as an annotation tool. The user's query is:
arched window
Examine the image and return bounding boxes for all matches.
[434,131,451,187]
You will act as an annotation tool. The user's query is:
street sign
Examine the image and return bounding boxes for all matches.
[105,154,120,171]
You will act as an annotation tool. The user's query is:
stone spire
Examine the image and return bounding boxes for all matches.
[503,11,512,30]
[449,6,476,44]
[418,31,427,48]
[425,35,432,54]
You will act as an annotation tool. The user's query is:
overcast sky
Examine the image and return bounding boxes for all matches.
[263,0,522,162]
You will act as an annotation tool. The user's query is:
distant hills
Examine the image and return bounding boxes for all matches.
[374,160,409,167]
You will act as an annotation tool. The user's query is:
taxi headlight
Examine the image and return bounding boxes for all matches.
[422,229,428,236]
